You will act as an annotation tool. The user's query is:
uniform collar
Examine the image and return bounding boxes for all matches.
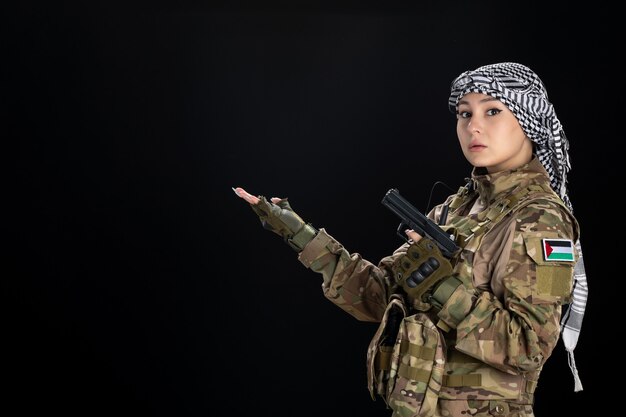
[470,156,551,204]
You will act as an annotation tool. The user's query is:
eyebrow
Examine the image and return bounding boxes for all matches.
[458,96,500,106]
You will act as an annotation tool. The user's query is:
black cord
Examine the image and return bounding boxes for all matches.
[425,180,456,213]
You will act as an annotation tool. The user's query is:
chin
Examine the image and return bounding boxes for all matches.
[466,158,489,169]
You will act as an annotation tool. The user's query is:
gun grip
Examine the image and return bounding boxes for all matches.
[396,223,409,242]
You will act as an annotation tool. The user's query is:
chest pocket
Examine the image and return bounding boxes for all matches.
[524,233,576,305]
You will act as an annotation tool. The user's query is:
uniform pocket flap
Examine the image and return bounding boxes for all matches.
[523,234,576,265]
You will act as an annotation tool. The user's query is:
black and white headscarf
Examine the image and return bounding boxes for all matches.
[448,62,587,392]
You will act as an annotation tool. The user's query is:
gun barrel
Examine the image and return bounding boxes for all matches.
[382,188,459,257]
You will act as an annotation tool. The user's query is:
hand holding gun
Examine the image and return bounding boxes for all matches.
[382,188,460,311]
[381,188,459,257]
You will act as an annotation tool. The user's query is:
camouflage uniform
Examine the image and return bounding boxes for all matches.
[296,157,579,417]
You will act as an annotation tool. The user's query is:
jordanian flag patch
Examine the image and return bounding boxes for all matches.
[542,238,575,262]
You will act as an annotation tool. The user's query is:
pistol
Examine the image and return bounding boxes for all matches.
[381,188,459,258]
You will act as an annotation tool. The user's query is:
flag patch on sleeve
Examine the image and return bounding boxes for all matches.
[542,238,575,262]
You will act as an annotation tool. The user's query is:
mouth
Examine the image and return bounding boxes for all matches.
[469,143,487,152]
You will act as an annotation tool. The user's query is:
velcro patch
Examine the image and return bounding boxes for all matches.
[542,239,575,262]
[537,266,573,297]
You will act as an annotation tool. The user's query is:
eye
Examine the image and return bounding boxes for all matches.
[456,110,471,119]
[486,108,502,116]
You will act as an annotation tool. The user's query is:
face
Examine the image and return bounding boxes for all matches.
[456,92,533,173]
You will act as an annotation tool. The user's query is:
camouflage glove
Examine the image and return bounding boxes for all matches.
[250,196,318,252]
[392,237,455,311]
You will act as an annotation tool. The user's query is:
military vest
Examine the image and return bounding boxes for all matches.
[368,179,575,413]
[439,181,571,402]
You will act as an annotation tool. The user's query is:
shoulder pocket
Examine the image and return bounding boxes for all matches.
[523,234,575,304]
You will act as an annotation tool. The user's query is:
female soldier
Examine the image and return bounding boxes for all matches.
[234,62,587,417]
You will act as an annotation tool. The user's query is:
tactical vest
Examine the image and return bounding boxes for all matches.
[367,181,575,414]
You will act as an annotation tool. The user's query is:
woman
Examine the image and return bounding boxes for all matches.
[234,62,587,417]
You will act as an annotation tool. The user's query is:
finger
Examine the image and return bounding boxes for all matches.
[270,197,282,204]
[233,187,260,205]
[405,229,423,242]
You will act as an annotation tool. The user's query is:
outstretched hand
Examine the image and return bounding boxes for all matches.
[233,186,420,241]
[233,187,282,205]
[232,186,317,252]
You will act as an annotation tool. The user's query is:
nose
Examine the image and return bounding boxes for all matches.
[467,116,482,133]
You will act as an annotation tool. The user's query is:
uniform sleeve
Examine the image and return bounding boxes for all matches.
[435,201,578,374]
[297,228,405,323]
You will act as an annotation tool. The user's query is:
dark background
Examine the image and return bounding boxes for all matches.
[7,1,619,416]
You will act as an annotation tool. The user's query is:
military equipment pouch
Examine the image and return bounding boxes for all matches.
[385,312,446,416]
[368,296,407,401]
[392,238,454,311]
[367,297,446,416]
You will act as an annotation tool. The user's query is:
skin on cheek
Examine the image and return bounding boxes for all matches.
[455,98,532,172]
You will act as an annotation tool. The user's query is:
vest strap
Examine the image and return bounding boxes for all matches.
[399,340,437,361]
[461,186,562,249]
[442,373,482,387]
[525,379,538,394]
[398,363,432,383]
[374,345,394,371]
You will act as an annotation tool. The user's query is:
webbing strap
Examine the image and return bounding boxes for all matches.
[399,340,437,361]
[526,379,538,394]
[449,185,471,210]
[464,185,557,245]
[442,373,482,387]
[375,346,394,371]
[376,340,437,372]
[398,363,432,383]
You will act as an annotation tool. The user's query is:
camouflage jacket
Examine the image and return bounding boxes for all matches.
[297,157,579,416]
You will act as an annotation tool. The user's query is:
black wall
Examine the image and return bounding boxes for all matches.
[8,1,618,415]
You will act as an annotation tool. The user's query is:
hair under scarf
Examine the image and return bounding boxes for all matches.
[448,62,587,392]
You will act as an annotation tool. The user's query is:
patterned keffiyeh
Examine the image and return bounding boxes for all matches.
[448,62,587,392]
